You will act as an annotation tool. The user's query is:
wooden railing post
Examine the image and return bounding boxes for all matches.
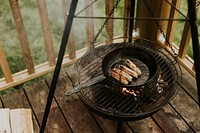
[178,1,199,58]
[124,0,131,41]
[165,0,181,44]
[85,0,94,49]
[178,15,191,58]
[0,42,13,83]
[9,0,35,74]
[37,0,56,66]
[106,0,114,44]
[135,0,163,42]
[159,0,172,36]
[62,0,76,59]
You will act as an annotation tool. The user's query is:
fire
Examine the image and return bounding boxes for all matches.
[121,87,140,96]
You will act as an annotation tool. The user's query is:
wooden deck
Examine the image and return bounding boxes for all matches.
[0,65,199,133]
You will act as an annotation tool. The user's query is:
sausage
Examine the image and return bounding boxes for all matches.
[125,59,142,75]
[112,68,132,82]
[119,65,138,78]
[111,71,129,84]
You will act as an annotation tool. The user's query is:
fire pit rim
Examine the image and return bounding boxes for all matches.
[76,40,181,121]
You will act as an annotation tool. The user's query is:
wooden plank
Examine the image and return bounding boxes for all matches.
[106,0,114,44]
[10,109,34,133]
[179,66,198,101]
[127,117,162,133]
[24,80,72,133]
[152,110,181,133]
[92,113,133,133]
[45,73,102,132]
[135,0,163,42]
[178,56,195,77]
[0,108,11,133]
[85,0,94,49]
[161,104,193,132]
[1,90,32,109]
[152,104,193,133]
[8,0,35,74]
[0,89,40,133]
[0,43,13,83]
[170,88,200,131]
[178,5,199,58]
[62,0,76,59]
[37,0,56,66]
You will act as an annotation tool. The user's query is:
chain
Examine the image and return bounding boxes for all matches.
[143,0,178,61]
[90,0,121,49]
[157,25,178,59]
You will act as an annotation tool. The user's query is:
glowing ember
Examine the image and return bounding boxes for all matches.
[121,87,140,96]
[156,74,168,94]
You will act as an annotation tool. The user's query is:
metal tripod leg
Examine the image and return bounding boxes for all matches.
[128,0,135,43]
[187,0,200,106]
[117,121,122,133]
[39,0,78,133]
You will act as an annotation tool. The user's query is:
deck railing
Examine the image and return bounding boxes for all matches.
[0,0,199,91]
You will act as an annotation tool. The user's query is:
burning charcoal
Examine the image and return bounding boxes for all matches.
[157,86,163,94]
[134,90,140,95]
[121,87,127,93]
[120,87,140,97]
[156,83,159,87]
[157,77,168,88]
[121,87,128,95]
[156,74,168,94]
[125,59,142,75]
[159,79,165,83]
[130,90,137,97]
[159,82,169,88]
[140,85,145,91]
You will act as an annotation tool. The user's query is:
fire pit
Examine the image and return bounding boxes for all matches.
[75,39,181,122]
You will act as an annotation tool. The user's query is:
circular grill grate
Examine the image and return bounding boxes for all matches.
[76,40,181,121]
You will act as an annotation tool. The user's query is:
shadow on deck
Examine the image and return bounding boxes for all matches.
[0,66,199,133]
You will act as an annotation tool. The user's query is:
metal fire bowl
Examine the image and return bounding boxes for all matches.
[76,40,181,121]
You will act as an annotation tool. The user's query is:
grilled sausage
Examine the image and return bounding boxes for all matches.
[112,67,132,82]
[125,59,142,75]
[111,71,129,84]
[119,65,138,78]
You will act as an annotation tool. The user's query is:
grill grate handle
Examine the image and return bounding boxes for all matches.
[65,75,106,96]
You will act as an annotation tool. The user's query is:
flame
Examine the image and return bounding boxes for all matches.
[121,87,140,96]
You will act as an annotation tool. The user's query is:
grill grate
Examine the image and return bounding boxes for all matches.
[77,40,181,121]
